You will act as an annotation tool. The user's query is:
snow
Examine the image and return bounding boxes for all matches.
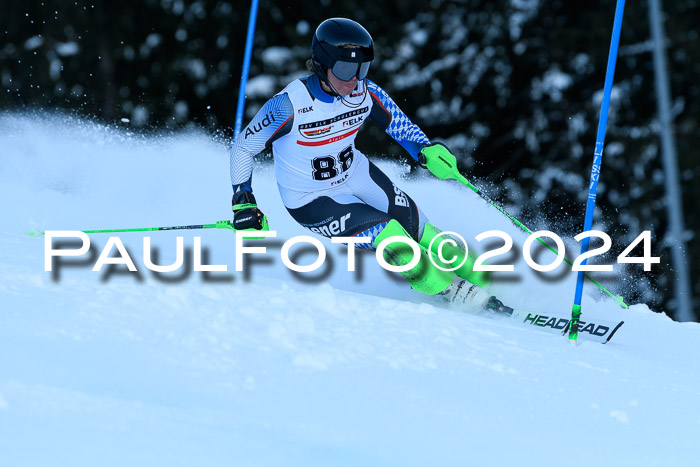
[261,47,294,66]
[531,68,573,103]
[24,35,44,50]
[56,41,80,57]
[245,75,277,98]
[509,0,541,42]
[1,113,699,466]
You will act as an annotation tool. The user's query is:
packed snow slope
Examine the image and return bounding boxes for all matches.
[1,113,698,467]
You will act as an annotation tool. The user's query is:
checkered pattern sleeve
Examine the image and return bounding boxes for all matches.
[230,92,294,188]
[366,80,430,161]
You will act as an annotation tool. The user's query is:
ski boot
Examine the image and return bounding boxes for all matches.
[440,278,514,316]
[484,295,514,317]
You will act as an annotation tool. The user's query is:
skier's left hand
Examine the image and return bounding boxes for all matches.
[418,142,460,181]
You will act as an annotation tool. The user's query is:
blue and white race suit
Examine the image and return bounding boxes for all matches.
[229,74,432,243]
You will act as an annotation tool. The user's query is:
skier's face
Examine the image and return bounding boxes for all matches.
[326,68,358,96]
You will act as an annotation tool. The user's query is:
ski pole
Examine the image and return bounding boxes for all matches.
[420,144,628,309]
[570,0,626,343]
[85,220,236,234]
[26,220,234,238]
[26,218,271,238]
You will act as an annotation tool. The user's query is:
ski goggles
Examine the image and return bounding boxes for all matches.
[331,61,371,81]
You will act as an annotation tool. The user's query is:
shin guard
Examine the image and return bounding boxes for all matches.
[418,222,491,288]
[373,220,454,295]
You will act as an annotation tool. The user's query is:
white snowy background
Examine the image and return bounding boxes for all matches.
[1,113,698,466]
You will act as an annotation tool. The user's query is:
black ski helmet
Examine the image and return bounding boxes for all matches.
[311,18,374,83]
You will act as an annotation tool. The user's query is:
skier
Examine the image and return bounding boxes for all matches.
[229,17,512,315]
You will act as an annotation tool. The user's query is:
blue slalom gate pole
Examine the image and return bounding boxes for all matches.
[233,0,260,139]
[569,0,626,343]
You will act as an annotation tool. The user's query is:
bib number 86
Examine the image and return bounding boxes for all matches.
[311,146,353,181]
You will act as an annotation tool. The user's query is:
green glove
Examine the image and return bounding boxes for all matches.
[418,142,469,184]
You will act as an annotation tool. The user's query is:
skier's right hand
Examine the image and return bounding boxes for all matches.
[232,190,267,231]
